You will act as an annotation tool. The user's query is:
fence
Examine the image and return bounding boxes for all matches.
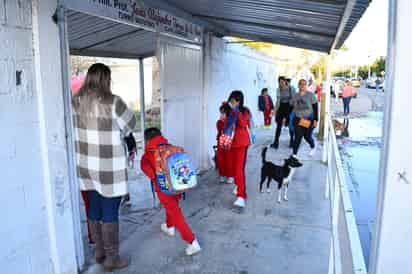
[324,117,367,274]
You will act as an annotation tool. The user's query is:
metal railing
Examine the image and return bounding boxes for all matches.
[324,117,367,274]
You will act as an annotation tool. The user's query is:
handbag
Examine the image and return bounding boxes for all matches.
[218,133,233,150]
[298,118,312,128]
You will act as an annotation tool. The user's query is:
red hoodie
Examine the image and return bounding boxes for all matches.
[231,109,251,148]
[140,135,169,193]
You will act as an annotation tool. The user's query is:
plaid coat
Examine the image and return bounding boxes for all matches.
[72,93,137,198]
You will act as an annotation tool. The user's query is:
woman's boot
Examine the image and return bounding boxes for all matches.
[102,223,129,272]
[89,220,105,264]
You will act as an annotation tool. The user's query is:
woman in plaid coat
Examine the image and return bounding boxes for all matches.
[72,63,137,272]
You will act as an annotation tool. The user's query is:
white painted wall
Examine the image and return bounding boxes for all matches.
[0,0,78,273]
[205,36,277,162]
[369,1,412,273]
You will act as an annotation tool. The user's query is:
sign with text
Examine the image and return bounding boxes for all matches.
[62,0,203,43]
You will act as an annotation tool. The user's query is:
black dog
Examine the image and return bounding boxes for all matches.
[259,147,303,203]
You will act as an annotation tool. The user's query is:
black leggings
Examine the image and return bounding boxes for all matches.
[292,118,315,155]
[274,103,293,143]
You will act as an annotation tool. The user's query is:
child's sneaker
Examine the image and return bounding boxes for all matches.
[226,177,234,184]
[161,224,175,237]
[233,197,246,208]
[232,186,238,195]
[185,239,201,256]
[219,176,227,183]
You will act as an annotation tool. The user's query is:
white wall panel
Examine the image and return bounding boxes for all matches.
[160,38,204,170]
[205,36,277,162]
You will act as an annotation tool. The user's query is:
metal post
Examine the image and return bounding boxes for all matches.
[139,58,146,139]
[57,6,85,270]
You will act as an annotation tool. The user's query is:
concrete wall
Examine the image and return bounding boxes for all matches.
[205,36,277,162]
[0,0,78,273]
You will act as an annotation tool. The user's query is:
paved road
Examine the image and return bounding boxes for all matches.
[331,86,385,118]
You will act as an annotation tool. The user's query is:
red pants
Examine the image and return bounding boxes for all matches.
[263,110,272,126]
[81,191,93,243]
[231,146,248,199]
[216,148,233,177]
[157,192,195,244]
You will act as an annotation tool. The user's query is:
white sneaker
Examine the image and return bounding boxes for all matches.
[219,176,227,183]
[226,177,235,184]
[185,239,201,256]
[309,148,316,157]
[233,197,246,208]
[232,186,238,195]
[161,223,175,237]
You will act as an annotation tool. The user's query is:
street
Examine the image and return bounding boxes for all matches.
[331,86,385,118]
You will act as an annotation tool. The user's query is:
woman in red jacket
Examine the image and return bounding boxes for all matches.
[216,102,234,184]
[226,90,251,208]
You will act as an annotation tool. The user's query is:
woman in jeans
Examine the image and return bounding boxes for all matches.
[72,63,137,272]
[342,80,356,116]
[290,79,318,160]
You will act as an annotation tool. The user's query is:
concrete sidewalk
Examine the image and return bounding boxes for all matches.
[82,128,331,274]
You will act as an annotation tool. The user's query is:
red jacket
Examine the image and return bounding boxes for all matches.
[232,109,251,148]
[140,135,169,193]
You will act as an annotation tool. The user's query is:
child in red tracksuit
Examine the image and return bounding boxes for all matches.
[227,90,251,208]
[216,103,235,184]
[140,128,201,256]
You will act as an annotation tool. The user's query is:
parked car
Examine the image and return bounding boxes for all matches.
[367,77,384,89]
[351,78,361,88]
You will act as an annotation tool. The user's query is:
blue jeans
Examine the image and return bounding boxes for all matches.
[342,97,351,115]
[87,191,122,223]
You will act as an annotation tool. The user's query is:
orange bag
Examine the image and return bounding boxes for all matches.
[298,118,312,128]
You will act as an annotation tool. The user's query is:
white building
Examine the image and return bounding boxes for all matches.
[3,1,409,274]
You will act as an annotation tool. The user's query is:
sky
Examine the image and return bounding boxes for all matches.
[335,0,388,66]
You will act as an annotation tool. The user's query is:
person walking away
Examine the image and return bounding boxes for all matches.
[140,128,201,256]
[376,77,383,93]
[258,88,274,129]
[225,90,251,208]
[216,103,234,184]
[290,79,319,161]
[271,76,295,149]
[342,80,356,117]
[72,63,137,272]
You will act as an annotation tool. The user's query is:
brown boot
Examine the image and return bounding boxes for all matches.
[102,223,129,272]
[89,220,105,264]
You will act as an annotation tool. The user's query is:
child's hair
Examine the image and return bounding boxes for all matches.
[261,88,268,95]
[228,90,248,114]
[219,102,231,116]
[144,127,162,142]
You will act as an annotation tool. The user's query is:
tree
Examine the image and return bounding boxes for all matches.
[371,56,386,75]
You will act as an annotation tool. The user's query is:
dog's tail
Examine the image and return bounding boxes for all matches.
[262,147,268,164]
